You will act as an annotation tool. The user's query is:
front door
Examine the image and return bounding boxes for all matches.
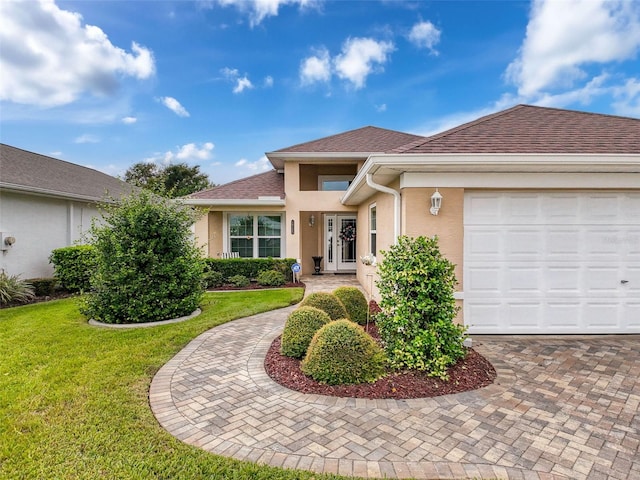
[324,214,357,272]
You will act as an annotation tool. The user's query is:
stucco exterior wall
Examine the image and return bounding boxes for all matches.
[299,164,358,191]
[0,190,99,278]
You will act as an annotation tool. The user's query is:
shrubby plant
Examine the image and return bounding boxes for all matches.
[228,274,250,287]
[82,191,203,324]
[300,292,347,320]
[0,270,35,306]
[49,245,97,292]
[256,270,286,287]
[333,286,368,325]
[376,235,467,379]
[202,270,224,289]
[280,306,332,358]
[301,319,387,385]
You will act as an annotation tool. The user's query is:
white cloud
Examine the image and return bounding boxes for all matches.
[612,77,640,116]
[158,96,190,117]
[408,20,441,54]
[233,76,254,94]
[145,142,215,165]
[122,116,137,124]
[214,0,321,27]
[264,76,274,87]
[221,67,240,78]
[74,133,100,144]
[234,155,270,172]
[334,37,394,89]
[0,0,155,107]
[506,0,640,97]
[300,47,331,85]
[375,103,387,112]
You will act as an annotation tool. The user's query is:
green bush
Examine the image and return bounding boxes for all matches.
[281,306,332,358]
[301,319,387,385]
[203,270,224,289]
[0,270,35,306]
[228,274,250,287]
[82,191,204,324]
[300,292,347,320]
[376,236,467,379]
[333,286,368,325]
[203,258,296,282]
[49,245,97,292]
[256,270,286,287]
[27,278,58,297]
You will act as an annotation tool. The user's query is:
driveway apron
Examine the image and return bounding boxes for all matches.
[150,306,640,480]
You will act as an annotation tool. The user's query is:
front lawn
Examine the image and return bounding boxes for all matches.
[0,289,351,479]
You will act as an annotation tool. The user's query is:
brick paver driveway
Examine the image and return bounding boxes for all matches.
[150,306,640,480]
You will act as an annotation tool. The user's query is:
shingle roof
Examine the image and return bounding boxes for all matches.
[391,105,640,154]
[273,126,425,153]
[0,144,135,201]
[188,170,284,200]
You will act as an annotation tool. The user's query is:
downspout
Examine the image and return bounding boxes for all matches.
[366,174,400,243]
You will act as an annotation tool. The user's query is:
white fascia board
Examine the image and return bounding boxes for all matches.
[183,198,286,207]
[266,151,377,168]
[0,183,108,203]
[401,172,640,189]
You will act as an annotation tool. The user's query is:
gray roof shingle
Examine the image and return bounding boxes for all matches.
[188,170,284,200]
[1,144,136,201]
[391,105,640,154]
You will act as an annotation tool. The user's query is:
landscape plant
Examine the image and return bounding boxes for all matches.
[49,245,97,292]
[280,306,332,358]
[0,270,35,306]
[256,270,286,287]
[299,292,347,320]
[228,274,250,287]
[332,286,368,325]
[82,191,204,324]
[376,235,467,379]
[301,319,387,385]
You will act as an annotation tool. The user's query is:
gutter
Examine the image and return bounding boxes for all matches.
[365,173,400,243]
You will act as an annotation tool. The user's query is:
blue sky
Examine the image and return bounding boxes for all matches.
[1,0,639,185]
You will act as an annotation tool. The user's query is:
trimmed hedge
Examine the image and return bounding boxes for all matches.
[49,245,97,292]
[26,278,58,297]
[301,319,387,385]
[203,258,296,282]
[333,286,368,325]
[281,306,332,358]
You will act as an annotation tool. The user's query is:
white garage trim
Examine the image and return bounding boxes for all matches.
[464,191,640,334]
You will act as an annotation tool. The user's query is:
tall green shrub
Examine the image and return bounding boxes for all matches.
[333,286,368,325]
[82,191,204,324]
[203,258,296,282]
[376,236,467,379]
[50,245,97,292]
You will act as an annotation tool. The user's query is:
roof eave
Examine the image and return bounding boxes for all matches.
[0,182,119,203]
[266,151,380,169]
[183,198,286,207]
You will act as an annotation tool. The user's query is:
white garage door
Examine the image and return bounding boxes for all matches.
[464,191,640,334]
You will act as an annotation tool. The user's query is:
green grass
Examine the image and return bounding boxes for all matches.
[0,289,357,479]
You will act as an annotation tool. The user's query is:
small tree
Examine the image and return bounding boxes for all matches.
[83,191,204,324]
[376,236,466,379]
[123,161,213,198]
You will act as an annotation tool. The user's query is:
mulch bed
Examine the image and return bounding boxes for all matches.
[264,321,497,399]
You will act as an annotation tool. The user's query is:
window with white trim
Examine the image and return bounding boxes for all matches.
[318,175,354,191]
[369,204,377,256]
[228,213,283,258]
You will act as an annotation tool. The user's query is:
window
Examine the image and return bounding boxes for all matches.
[318,175,354,191]
[369,204,377,255]
[228,213,283,258]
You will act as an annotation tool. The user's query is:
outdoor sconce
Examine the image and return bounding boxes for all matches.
[430,189,442,215]
[291,219,295,234]
[308,214,315,227]
[1,233,16,251]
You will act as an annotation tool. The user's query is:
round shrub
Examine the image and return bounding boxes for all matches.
[228,274,250,287]
[280,306,332,358]
[301,319,387,385]
[256,270,285,287]
[300,292,347,320]
[333,286,368,325]
[203,270,224,289]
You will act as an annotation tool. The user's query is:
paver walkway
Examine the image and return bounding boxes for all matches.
[150,278,640,480]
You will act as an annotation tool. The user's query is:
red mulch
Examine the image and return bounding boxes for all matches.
[264,321,496,399]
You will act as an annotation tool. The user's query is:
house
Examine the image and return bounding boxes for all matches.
[0,144,135,279]
[187,105,640,334]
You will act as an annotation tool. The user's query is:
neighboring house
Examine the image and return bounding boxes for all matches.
[187,105,640,334]
[0,144,135,279]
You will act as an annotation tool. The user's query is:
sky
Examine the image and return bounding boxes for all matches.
[1,0,640,186]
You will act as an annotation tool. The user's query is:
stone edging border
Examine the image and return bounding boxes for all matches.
[88,308,202,329]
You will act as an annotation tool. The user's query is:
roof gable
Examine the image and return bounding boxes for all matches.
[272,126,425,154]
[0,144,135,201]
[392,105,640,154]
[188,169,284,200]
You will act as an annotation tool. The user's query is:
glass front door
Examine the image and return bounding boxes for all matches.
[324,214,357,272]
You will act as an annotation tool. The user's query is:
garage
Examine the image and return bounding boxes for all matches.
[464,191,640,334]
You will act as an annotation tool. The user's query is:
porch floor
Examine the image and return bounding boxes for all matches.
[299,274,362,297]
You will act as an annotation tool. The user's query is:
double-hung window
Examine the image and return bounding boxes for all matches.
[228,213,283,258]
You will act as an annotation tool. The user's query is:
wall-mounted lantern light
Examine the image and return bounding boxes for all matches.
[430,189,442,216]
[308,214,315,227]
[290,219,295,235]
